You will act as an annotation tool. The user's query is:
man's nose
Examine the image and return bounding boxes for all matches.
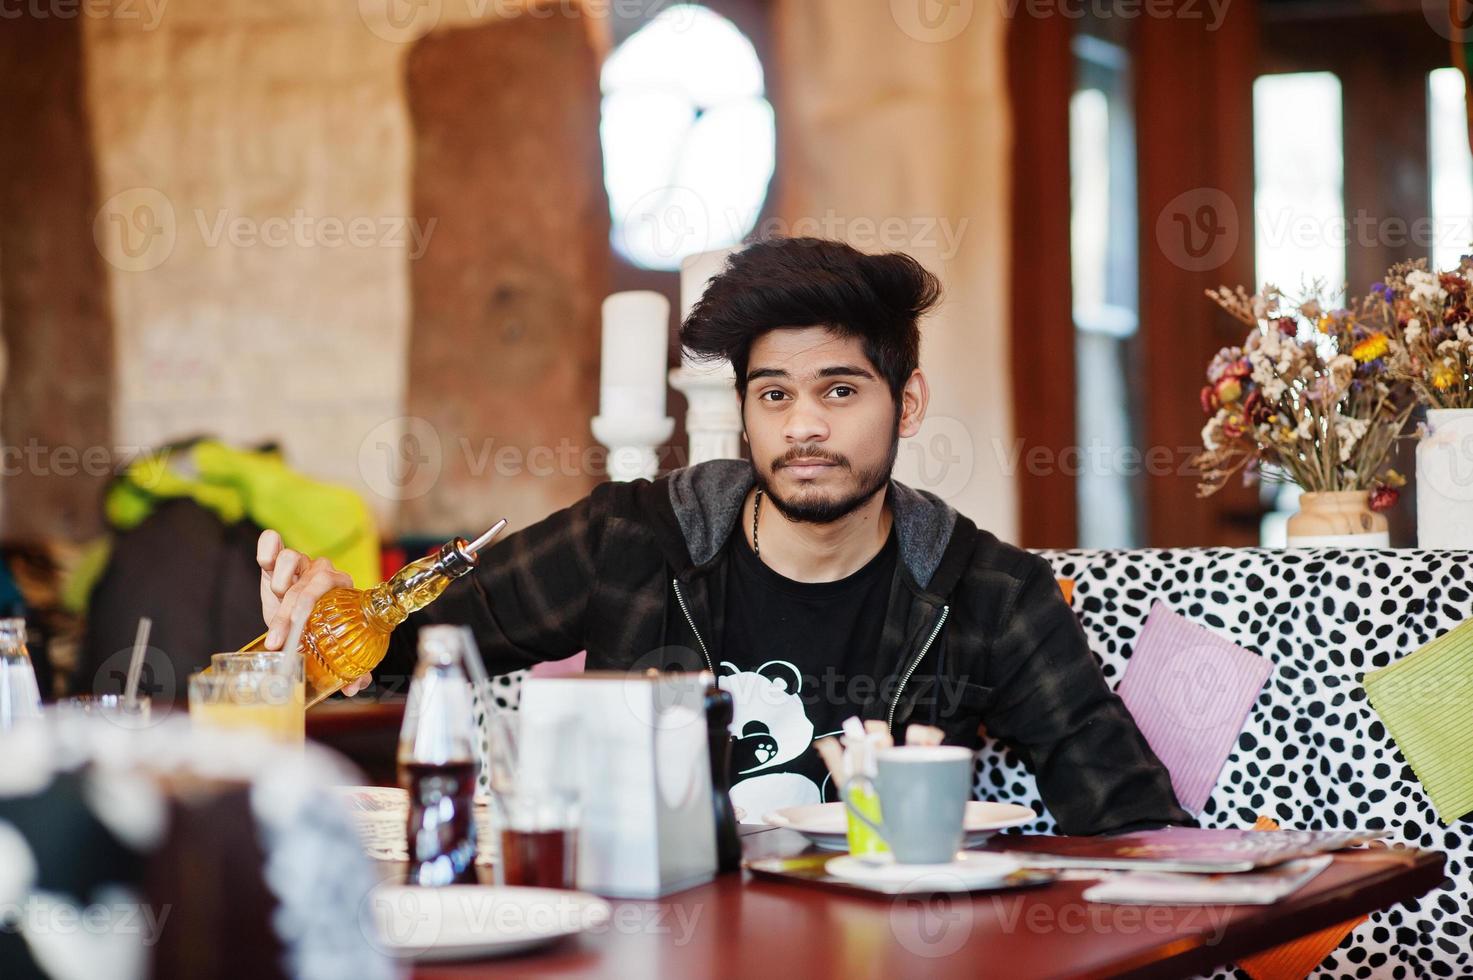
[782,399,830,444]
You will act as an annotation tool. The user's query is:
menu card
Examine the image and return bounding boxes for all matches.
[991,827,1384,873]
[1082,856,1333,905]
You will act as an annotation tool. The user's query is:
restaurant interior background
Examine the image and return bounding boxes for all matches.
[0,0,1470,683]
[3,3,1473,978]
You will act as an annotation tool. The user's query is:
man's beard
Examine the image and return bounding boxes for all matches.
[754,435,899,525]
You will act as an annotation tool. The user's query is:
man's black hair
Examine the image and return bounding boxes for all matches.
[679,238,942,402]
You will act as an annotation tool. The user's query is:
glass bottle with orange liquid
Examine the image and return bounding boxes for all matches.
[240,520,507,707]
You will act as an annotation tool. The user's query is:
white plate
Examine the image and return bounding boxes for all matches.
[825,852,1022,892]
[762,801,1035,851]
[363,885,610,962]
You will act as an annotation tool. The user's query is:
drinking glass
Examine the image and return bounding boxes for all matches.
[0,617,42,730]
[189,652,305,743]
[493,787,579,890]
[55,694,152,730]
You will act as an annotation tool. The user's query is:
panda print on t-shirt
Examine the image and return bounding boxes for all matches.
[718,660,842,819]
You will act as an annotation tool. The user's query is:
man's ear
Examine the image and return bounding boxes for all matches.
[898,369,929,439]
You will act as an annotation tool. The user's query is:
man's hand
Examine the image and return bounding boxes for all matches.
[256,529,370,696]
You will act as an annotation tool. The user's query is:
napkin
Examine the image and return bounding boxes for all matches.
[1363,617,1473,824]
[1116,602,1272,813]
[1237,816,1367,980]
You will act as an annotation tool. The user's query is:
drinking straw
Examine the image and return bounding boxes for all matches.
[814,737,847,789]
[123,617,152,710]
[905,724,944,747]
[456,626,517,797]
[863,719,893,750]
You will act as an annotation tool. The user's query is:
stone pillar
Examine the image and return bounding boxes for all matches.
[0,14,116,539]
[400,14,609,534]
[772,0,1016,540]
[81,2,413,530]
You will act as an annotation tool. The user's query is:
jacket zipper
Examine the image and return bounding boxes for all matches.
[887,605,950,734]
[671,579,716,674]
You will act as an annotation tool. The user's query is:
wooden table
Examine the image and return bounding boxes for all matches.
[412,828,1446,980]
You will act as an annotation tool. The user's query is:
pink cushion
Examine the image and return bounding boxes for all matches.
[531,650,586,678]
[1116,602,1272,814]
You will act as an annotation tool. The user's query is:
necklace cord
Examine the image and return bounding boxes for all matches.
[752,489,762,559]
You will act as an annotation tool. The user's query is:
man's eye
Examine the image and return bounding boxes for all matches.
[829,385,856,398]
[760,390,788,402]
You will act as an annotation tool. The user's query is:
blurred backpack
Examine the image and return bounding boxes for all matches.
[76,497,263,702]
[74,439,379,702]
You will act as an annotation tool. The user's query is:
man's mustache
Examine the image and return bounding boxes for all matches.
[773,447,850,470]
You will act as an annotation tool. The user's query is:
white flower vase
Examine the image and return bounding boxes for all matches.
[1285,491,1389,548]
[1416,408,1473,548]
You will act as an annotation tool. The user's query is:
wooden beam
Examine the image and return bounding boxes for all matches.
[1007,8,1079,549]
[1136,0,1264,546]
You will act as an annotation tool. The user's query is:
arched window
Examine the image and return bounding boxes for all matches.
[600,4,776,271]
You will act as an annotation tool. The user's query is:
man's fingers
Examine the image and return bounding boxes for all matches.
[256,529,283,571]
[266,563,352,649]
[269,549,307,597]
[342,675,371,697]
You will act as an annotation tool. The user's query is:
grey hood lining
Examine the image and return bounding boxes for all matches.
[666,459,958,589]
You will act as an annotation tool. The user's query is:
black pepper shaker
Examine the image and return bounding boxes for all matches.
[703,680,742,873]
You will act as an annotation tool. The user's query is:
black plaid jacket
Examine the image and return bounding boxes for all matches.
[398,460,1190,835]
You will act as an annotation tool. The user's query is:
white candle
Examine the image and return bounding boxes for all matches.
[678,247,739,378]
[600,291,671,420]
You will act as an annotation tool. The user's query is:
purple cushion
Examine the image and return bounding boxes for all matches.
[1116,601,1273,813]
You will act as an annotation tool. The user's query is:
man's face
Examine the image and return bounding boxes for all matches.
[742,327,903,524]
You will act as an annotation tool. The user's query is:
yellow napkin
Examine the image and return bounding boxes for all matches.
[1363,617,1473,825]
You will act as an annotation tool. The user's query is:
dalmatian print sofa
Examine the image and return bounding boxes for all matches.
[983,547,1471,980]
[482,546,1471,978]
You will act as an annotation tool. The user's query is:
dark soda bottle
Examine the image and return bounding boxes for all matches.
[398,626,480,886]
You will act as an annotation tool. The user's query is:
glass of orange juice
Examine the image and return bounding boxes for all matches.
[189,652,305,743]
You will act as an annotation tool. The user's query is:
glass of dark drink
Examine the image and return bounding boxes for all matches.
[495,788,579,890]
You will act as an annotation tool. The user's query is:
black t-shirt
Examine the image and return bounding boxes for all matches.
[718,523,898,818]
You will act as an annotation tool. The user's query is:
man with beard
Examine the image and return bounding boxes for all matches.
[256,238,1189,834]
